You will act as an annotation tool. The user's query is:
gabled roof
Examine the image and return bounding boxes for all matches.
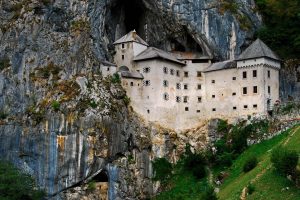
[237,39,280,61]
[120,71,144,79]
[101,60,116,67]
[133,47,186,65]
[113,30,149,46]
[203,60,237,73]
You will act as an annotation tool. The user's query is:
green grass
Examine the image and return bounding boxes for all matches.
[218,125,300,200]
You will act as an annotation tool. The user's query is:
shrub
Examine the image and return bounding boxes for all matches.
[182,147,207,179]
[152,158,172,182]
[87,180,96,191]
[0,161,45,200]
[243,156,258,172]
[217,119,229,133]
[89,100,98,109]
[123,96,131,106]
[51,100,60,111]
[271,147,299,176]
[0,57,10,71]
[216,152,234,167]
[201,186,218,200]
[247,183,255,195]
[0,111,8,120]
[111,73,121,84]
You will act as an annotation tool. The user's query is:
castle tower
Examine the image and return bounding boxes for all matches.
[113,30,149,71]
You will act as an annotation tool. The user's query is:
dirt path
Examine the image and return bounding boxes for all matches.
[239,125,299,200]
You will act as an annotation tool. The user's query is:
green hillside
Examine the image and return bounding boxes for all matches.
[219,125,300,200]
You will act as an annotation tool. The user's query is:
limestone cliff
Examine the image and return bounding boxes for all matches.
[0,0,265,199]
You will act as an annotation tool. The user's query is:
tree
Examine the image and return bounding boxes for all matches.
[0,161,45,200]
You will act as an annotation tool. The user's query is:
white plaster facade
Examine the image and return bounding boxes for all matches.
[112,31,281,131]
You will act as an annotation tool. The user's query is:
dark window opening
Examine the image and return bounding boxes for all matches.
[253,104,257,109]
[253,70,257,78]
[170,69,175,75]
[130,82,134,86]
[212,108,216,111]
[233,107,237,110]
[122,44,125,49]
[243,87,247,95]
[183,96,188,103]
[268,70,270,78]
[197,71,202,77]
[212,80,215,83]
[185,107,189,111]
[184,84,188,90]
[163,67,168,74]
[198,97,202,103]
[243,71,247,79]
[176,83,181,89]
[176,70,180,77]
[163,93,169,101]
[268,86,271,94]
[184,71,189,77]
[147,109,150,114]
[212,95,215,98]
[122,55,124,60]
[198,84,202,90]
[163,80,169,87]
[253,86,258,94]
[232,92,236,96]
[197,110,201,113]
[176,96,181,102]
[244,105,248,109]
[232,77,236,80]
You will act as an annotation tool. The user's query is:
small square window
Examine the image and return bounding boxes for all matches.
[184,84,188,90]
[122,55,125,60]
[197,71,202,77]
[243,87,247,95]
[253,104,258,109]
[130,82,134,86]
[212,108,216,111]
[212,80,215,83]
[197,110,201,113]
[232,77,236,80]
[184,71,189,77]
[212,95,215,98]
[244,105,248,109]
[198,97,202,103]
[243,71,247,79]
[176,83,181,89]
[185,107,189,111]
[233,106,237,110]
[232,92,236,96]
[183,96,188,103]
[176,96,181,103]
[197,84,201,90]
[163,80,169,87]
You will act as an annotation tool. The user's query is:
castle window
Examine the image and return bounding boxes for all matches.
[163,80,169,87]
[212,108,216,112]
[107,67,110,71]
[143,80,150,86]
[212,95,215,98]
[268,86,271,94]
[176,70,180,77]
[147,109,150,114]
[130,82,134,86]
[183,96,188,103]
[143,67,150,73]
[197,71,202,77]
[176,83,181,89]
[253,70,257,78]
[197,110,201,113]
[170,69,175,75]
[243,71,247,79]
[243,87,247,95]
[244,105,248,109]
[212,80,215,83]
[198,97,202,103]
[184,71,189,77]
[268,70,270,78]
[253,86,258,94]
[122,44,125,49]
[232,77,236,80]
[185,107,189,111]
[122,55,124,60]
[233,106,237,110]
[197,84,202,90]
[232,92,236,96]
[163,93,169,101]
[184,84,188,90]
[163,67,168,74]
[176,96,181,102]
[253,104,258,109]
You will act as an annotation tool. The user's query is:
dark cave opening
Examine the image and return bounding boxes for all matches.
[93,170,108,182]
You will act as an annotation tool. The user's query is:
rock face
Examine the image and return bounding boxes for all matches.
[0,0,266,199]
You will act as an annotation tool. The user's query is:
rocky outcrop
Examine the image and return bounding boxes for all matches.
[0,0,265,199]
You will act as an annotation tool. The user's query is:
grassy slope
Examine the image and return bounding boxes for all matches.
[218,125,300,200]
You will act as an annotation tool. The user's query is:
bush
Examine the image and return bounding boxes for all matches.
[152,158,172,182]
[271,147,299,176]
[182,146,207,179]
[201,186,218,200]
[216,152,234,167]
[0,111,8,120]
[87,180,96,191]
[247,183,255,195]
[51,100,60,111]
[0,58,10,71]
[89,100,98,109]
[243,156,258,172]
[217,119,229,133]
[123,96,131,106]
[111,73,121,84]
[0,161,45,200]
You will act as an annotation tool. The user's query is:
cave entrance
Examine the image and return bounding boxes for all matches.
[111,0,148,40]
[91,170,109,200]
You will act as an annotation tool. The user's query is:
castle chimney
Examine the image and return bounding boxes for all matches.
[132,29,137,39]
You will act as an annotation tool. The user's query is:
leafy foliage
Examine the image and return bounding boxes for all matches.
[271,147,299,176]
[0,57,10,71]
[255,0,300,58]
[51,100,60,111]
[111,73,121,84]
[152,158,172,182]
[182,147,207,180]
[201,186,218,200]
[0,161,45,200]
[243,156,258,172]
